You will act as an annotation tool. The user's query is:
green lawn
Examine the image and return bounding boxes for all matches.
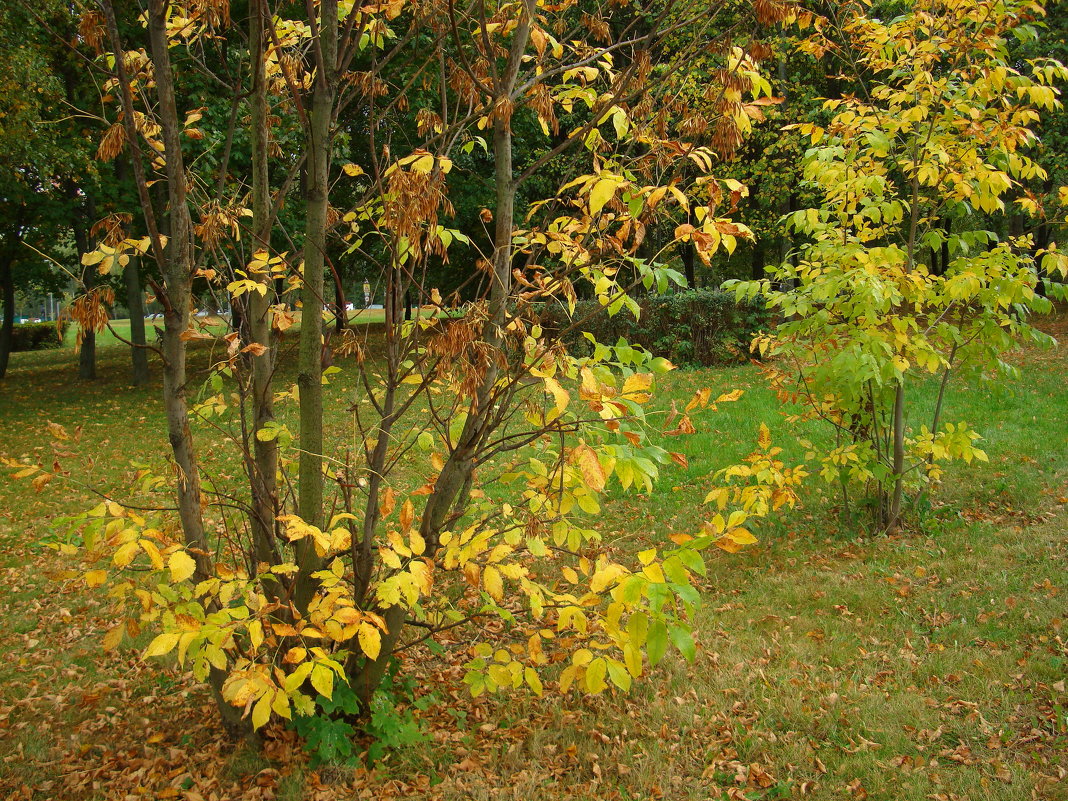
[0,312,1065,800]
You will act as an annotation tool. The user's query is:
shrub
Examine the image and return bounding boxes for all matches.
[540,289,768,367]
[9,321,68,352]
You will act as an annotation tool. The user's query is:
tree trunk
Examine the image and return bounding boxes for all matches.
[124,256,150,385]
[417,0,533,552]
[888,381,905,529]
[117,157,150,385]
[247,0,279,571]
[751,237,765,281]
[333,264,346,334]
[294,0,338,610]
[145,0,212,570]
[0,249,14,380]
[72,219,97,381]
[104,0,247,737]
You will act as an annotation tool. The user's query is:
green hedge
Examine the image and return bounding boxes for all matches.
[8,321,69,352]
[540,289,769,367]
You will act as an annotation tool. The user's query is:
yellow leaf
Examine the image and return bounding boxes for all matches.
[251,692,272,730]
[757,423,772,450]
[572,444,606,493]
[359,622,382,661]
[342,163,364,177]
[409,531,426,556]
[144,631,181,658]
[410,153,436,173]
[727,527,757,545]
[483,565,504,601]
[641,562,665,583]
[585,657,608,693]
[543,376,570,414]
[248,620,264,651]
[285,661,314,693]
[85,569,108,588]
[113,540,139,568]
[525,666,543,696]
[310,663,334,699]
[589,177,621,216]
[168,550,197,582]
[284,646,307,664]
[102,624,124,652]
[622,373,653,401]
[139,539,164,570]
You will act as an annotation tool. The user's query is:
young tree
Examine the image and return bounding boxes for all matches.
[728,0,1068,529]
[13,0,803,748]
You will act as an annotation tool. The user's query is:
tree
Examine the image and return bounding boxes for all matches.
[11,0,803,751]
[0,2,70,379]
[728,0,1068,529]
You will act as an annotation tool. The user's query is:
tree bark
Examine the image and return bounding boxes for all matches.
[294,0,338,610]
[117,157,150,385]
[103,0,247,736]
[124,256,150,385]
[247,0,279,571]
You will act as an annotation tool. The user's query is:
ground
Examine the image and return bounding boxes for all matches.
[0,311,1065,801]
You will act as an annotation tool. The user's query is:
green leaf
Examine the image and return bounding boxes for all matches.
[605,658,632,692]
[669,625,697,662]
[647,619,668,666]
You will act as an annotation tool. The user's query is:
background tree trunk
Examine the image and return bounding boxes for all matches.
[71,218,97,381]
[124,256,150,385]
[751,237,765,281]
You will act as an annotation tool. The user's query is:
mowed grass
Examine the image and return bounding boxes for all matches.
[57,308,389,349]
[0,310,1065,800]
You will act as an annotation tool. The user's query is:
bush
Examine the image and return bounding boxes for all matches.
[9,321,68,352]
[539,289,768,367]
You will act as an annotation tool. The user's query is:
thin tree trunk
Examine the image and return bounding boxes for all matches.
[333,263,346,334]
[889,382,905,527]
[0,249,14,380]
[103,0,247,737]
[294,0,339,610]
[146,0,211,566]
[418,0,533,551]
[247,0,279,571]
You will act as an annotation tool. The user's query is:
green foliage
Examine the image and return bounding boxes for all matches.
[9,321,69,352]
[541,289,770,368]
[292,682,361,767]
[292,658,430,766]
[728,0,1068,528]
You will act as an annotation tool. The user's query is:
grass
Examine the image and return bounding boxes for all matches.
[53,308,390,349]
[0,310,1065,800]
